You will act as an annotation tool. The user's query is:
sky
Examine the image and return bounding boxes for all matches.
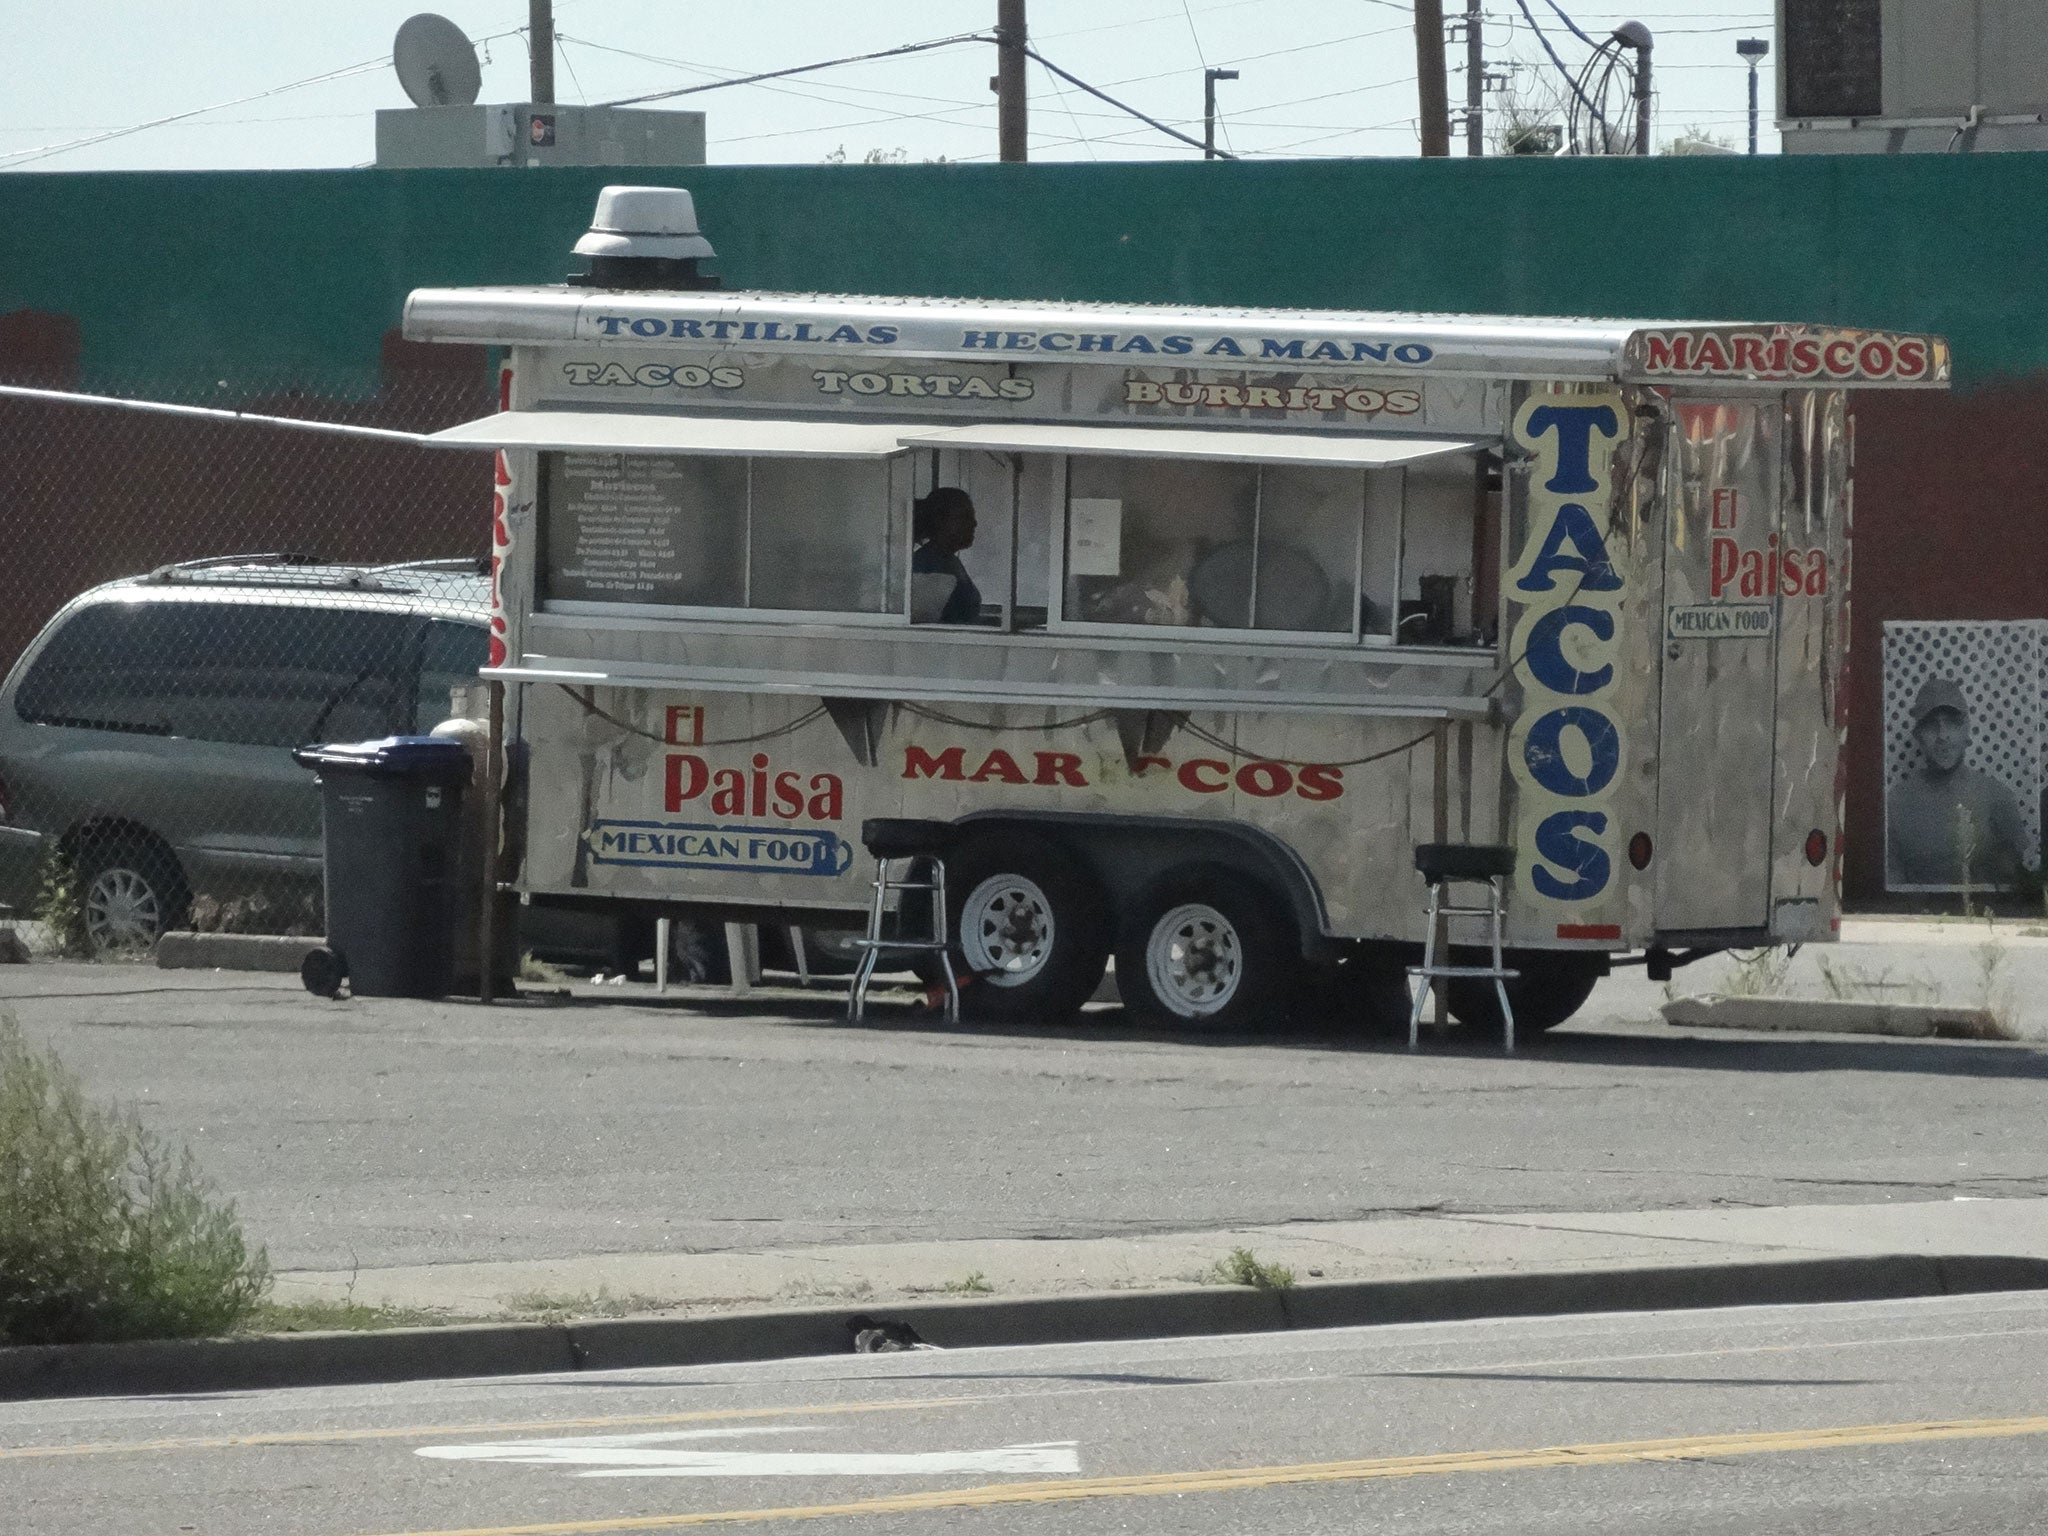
[1,1,1780,173]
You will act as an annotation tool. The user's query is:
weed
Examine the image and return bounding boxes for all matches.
[518,951,570,984]
[500,1286,667,1321]
[940,1271,993,1295]
[188,890,321,938]
[1971,936,2020,1038]
[0,1013,270,1344]
[1205,1247,1296,1292]
[30,854,90,959]
[1718,948,1793,998]
[1814,956,1940,1005]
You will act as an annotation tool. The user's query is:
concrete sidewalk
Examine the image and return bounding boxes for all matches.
[272,1196,2048,1322]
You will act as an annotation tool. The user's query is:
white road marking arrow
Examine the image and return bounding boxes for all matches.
[417,1425,1079,1479]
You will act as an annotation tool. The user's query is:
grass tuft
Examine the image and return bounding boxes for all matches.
[1204,1246,1296,1291]
[940,1271,993,1295]
[0,1013,269,1345]
[500,1286,667,1321]
[250,1297,456,1333]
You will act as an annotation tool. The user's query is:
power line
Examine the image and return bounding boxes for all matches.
[561,35,986,112]
[594,31,992,110]
[1023,46,1231,158]
[1508,0,1615,148]
[0,56,386,169]
[0,25,533,170]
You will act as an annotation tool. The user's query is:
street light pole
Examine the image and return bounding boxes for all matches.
[1737,37,1770,155]
[1612,20,1653,156]
[1203,67,1239,160]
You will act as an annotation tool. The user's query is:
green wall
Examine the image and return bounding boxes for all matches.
[3,153,2044,393]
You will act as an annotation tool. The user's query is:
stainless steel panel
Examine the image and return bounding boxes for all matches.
[1654,400,1782,932]
[1769,391,1850,940]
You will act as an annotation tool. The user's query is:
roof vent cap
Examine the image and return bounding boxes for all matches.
[573,185,716,261]
[570,186,719,291]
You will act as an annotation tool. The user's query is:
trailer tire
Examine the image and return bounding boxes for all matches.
[1449,951,1603,1036]
[1116,864,1298,1033]
[948,831,1110,1022]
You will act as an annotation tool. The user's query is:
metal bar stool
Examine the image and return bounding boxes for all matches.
[848,818,961,1025]
[1406,843,1520,1054]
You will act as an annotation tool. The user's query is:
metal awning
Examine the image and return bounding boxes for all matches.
[424,411,913,457]
[896,422,1484,467]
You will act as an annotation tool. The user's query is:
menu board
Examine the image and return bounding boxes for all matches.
[542,451,745,606]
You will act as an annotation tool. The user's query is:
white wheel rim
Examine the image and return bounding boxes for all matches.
[1145,902,1243,1017]
[85,867,162,952]
[960,873,1055,987]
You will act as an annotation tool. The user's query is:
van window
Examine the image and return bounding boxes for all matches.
[541,450,910,616]
[416,619,489,731]
[16,601,412,749]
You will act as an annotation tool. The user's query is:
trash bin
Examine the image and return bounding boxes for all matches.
[291,736,473,999]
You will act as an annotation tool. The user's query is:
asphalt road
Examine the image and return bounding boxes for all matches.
[8,1293,2048,1534]
[3,960,2047,1272]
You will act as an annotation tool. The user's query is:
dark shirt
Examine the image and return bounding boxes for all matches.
[912,543,982,624]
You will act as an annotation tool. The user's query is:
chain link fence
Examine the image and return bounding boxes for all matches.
[0,365,495,953]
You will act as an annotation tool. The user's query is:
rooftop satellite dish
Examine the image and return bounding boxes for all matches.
[394,14,482,108]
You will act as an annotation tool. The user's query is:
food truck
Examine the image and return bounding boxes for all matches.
[402,187,1950,1032]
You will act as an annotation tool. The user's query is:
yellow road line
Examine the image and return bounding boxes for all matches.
[0,1398,983,1463]
[360,1413,2048,1536]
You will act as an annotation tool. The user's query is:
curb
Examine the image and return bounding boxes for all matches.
[154,933,321,973]
[1662,994,2006,1038]
[6,1253,2047,1402]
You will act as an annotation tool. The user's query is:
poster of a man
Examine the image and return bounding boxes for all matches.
[1885,675,2030,888]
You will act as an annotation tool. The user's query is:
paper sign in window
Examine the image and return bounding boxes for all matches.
[1068,498,1123,577]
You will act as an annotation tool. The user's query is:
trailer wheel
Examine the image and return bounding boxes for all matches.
[1449,951,1603,1036]
[1116,865,1298,1033]
[947,830,1110,1021]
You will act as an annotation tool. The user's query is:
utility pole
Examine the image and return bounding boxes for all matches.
[1463,0,1484,156]
[997,0,1028,163]
[1203,67,1239,160]
[528,0,555,105]
[1413,0,1452,155]
[1737,37,1770,155]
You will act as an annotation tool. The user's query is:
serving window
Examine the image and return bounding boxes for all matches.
[535,441,1495,650]
[1050,454,1492,647]
[541,450,910,617]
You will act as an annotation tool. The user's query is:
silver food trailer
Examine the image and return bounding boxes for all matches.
[404,187,1950,1032]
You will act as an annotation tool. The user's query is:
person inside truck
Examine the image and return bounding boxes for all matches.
[910,486,983,624]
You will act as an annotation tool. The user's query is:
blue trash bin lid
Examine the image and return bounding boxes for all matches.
[291,735,474,780]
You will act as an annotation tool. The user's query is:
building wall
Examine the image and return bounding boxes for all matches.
[3,155,2046,904]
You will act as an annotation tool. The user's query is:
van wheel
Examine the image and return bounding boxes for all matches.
[1116,865,1298,1033]
[947,830,1110,1021]
[1449,951,1603,1036]
[75,834,189,954]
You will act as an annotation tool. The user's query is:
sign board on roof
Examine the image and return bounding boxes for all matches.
[1623,326,1950,388]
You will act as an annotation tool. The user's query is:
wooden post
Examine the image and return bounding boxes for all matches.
[997,0,1028,163]
[1464,0,1484,155]
[528,0,555,106]
[477,679,505,1003]
[1413,0,1452,156]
